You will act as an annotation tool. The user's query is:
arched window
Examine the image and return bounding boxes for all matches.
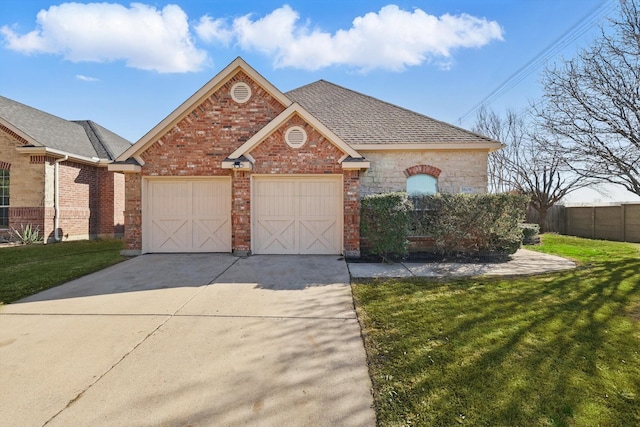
[407,173,437,195]
[0,168,8,228]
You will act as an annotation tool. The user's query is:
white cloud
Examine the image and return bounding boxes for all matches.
[1,3,209,73]
[197,4,504,71]
[194,15,234,45]
[76,74,99,82]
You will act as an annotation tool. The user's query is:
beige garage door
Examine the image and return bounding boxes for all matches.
[252,176,343,255]
[145,179,231,253]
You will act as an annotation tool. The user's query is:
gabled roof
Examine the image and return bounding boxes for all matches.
[0,95,131,161]
[117,57,292,162]
[286,80,500,148]
[227,102,363,161]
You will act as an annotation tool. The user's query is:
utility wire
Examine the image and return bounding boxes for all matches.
[457,0,616,126]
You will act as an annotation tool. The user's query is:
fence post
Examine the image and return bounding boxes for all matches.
[591,206,596,239]
[622,204,627,242]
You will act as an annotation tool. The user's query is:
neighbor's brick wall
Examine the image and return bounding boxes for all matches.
[1,126,124,242]
[1,128,46,240]
[359,150,489,195]
[0,129,46,208]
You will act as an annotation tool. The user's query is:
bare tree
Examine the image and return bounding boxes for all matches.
[474,107,592,231]
[537,0,640,196]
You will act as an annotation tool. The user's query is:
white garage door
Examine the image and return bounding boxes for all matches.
[252,175,343,254]
[144,179,231,253]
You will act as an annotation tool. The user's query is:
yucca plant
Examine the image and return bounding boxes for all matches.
[9,224,43,245]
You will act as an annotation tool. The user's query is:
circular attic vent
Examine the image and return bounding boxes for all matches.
[231,82,251,103]
[285,126,307,148]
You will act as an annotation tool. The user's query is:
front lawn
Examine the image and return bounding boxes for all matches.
[0,239,125,304]
[352,235,640,426]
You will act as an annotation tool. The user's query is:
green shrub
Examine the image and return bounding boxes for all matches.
[520,223,541,245]
[360,192,411,262]
[409,193,529,256]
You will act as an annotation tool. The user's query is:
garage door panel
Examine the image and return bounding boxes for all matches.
[192,218,231,251]
[150,219,189,251]
[253,176,342,255]
[255,218,295,254]
[299,219,339,254]
[145,179,231,253]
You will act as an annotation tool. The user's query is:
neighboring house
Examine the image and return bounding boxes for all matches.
[110,57,500,257]
[0,96,132,242]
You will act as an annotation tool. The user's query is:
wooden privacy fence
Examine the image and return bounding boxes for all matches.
[528,203,640,243]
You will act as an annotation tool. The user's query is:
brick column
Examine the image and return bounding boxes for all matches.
[231,171,251,255]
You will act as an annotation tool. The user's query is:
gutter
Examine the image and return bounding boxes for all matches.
[54,155,68,242]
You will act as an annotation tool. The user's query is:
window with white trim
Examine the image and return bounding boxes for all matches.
[0,168,8,228]
[407,174,437,195]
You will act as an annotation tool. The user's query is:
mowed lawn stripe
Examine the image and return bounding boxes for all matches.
[353,235,640,427]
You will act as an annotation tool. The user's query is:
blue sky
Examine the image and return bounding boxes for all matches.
[1,0,637,202]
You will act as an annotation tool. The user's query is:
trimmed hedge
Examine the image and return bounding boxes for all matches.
[413,193,528,256]
[360,192,411,262]
[361,193,529,259]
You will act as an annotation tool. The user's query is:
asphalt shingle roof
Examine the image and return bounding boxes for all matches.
[286,80,496,146]
[0,95,131,160]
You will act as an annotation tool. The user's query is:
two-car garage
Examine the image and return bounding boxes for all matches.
[143,175,343,255]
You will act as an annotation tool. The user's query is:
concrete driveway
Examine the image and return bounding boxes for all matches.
[0,254,375,427]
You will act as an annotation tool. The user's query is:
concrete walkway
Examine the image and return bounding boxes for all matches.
[348,248,576,279]
[0,254,375,427]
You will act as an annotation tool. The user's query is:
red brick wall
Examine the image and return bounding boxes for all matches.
[125,71,362,255]
[124,173,142,250]
[125,71,286,252]
[140,70,285,177]
[113,172,125,236]
[231,171,251,251]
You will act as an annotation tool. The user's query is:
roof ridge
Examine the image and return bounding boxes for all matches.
[72,120,112,159]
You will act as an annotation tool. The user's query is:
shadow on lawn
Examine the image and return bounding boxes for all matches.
[363,257,640,426]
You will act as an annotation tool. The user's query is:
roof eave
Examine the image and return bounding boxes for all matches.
[15,146,110,166]
[0,116,41,146]
[351,142,503,151]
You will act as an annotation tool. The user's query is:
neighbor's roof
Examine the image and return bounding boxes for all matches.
[0,95,131,160]
[286,80,497,146]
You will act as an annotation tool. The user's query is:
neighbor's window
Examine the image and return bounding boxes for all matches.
[0,168,8,228]
[407,174,437,195]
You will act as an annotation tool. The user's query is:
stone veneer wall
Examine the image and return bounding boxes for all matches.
[359,150,489,195]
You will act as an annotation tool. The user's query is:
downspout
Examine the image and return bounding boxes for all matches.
[54,155,68,242]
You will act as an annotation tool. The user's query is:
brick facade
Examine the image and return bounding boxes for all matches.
[124,71,362,255]
[359,150,489,195]
[1,128,125,242]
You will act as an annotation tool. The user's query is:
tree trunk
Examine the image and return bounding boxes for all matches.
[537,206,548,233]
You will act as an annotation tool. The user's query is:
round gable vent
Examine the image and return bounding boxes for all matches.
[285,126,307,148]
[231,82,251,103]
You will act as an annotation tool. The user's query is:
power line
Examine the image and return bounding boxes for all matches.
[457,0,617,126]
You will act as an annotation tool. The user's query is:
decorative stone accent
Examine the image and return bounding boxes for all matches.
[404,164,442,178]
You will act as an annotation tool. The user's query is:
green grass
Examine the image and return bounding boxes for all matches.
[353,235,640,426]
[0,239,125,304]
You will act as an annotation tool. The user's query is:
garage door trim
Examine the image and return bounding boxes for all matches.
[251,174,344,255]
[142,176,232,254]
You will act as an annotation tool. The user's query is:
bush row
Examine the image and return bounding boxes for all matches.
[360,192,529,260]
